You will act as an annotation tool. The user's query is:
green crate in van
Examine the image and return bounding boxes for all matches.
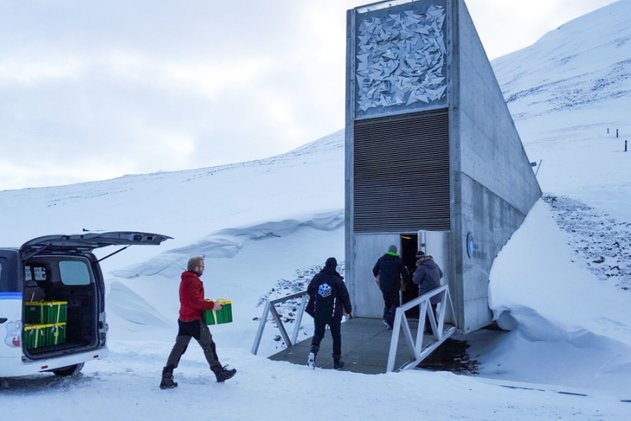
[203,299,232,325]
[23,324,48,349]
[23,323,67,349]
[46,323,66,346]
[25,301,68,324]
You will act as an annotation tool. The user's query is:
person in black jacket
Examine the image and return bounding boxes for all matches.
[372,245,404,329]
[307,257,352,370]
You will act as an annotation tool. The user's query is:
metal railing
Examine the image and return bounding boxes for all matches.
[251,290,309,355]
[386,284,457,372]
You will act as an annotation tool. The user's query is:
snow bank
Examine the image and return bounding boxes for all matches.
[111,210,344,279]
[488,200,631,395]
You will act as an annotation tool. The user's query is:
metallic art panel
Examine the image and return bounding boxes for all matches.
[356,4,447,117]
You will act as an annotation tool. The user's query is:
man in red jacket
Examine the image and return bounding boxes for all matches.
[160,256,236,389]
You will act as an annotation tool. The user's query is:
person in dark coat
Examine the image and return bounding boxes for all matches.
[372,245,404,329]
[307,257,352,370]
[160,256,236,389]
[412,250,443,333]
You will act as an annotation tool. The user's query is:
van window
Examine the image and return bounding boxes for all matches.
[25,265,49,282]
[0,256,19,292]
[59,260,93,285]
[0,259,4,289]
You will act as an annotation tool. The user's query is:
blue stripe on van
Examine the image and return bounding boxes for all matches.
[0,292,22,299]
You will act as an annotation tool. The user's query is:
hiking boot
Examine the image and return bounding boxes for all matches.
[160,368,177,390]
[333,360,345,370]
[307,352,316,369]
[214,366,237,383]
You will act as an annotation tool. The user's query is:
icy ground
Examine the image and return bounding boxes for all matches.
[2,343,629,420]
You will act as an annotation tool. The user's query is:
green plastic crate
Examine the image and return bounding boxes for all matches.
[46,323,66,346]
[203,299,232,325]
[23,323,67,349]
[25,301,68,324]
[23,324,48,349]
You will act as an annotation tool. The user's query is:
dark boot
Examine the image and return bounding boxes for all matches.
[160,367,177,389]
[333,354,344,370]
[213,365,237,383]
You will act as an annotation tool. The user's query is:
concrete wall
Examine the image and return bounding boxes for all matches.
[350,233,401,317]
[449,0,542,332]
[455,0,540,215]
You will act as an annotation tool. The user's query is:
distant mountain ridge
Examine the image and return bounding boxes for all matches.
[492,0,631,120]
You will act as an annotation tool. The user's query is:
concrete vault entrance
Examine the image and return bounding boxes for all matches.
[261,0,541,373]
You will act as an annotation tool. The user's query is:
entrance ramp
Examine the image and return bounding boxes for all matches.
[264,285,457,374]
[269,317,423,374]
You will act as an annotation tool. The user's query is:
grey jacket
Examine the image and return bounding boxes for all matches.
[412,256,443,304]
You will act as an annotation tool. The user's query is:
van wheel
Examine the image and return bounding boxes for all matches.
[52,363,84,377]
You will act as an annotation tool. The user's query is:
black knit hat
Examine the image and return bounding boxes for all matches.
[416,250,425,258]
[325,257,337,268]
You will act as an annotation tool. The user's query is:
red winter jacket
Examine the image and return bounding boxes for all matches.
[178,271,215,321]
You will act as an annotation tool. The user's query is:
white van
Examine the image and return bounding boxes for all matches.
[0,231,170,377]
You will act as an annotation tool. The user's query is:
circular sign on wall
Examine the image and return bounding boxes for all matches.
[466,232,475,258]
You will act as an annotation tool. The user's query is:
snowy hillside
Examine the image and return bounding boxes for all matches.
[494,1,631,121]
[3,1,631,419]
[0,129,346,351]
[492,0,631,221]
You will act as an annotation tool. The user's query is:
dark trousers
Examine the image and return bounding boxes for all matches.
[424,303,438,333]
[164,319,222,373]
[310,317,342,360]
[381,289,400,326]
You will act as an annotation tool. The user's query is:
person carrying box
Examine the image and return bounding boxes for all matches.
[160,256,236,389]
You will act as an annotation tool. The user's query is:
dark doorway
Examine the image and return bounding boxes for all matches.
[400,234,420,318]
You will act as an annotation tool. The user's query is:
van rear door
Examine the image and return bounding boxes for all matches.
[18,232,171,361]
[20,231,172,258]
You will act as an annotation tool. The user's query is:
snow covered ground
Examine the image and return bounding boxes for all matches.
[3,1,631,419]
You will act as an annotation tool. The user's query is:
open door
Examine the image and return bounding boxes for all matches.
[400,234,419,318]
[399,231,448,319]
[21,231,172,259]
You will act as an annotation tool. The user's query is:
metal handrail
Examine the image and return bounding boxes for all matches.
[251,290,309,355]
[386,284,457,372]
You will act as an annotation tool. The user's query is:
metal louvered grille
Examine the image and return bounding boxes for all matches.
[353,109,450,232]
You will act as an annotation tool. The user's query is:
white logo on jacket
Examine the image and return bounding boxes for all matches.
[318,283,332,298]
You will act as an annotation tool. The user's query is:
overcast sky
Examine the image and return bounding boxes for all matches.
[0,0,618,190]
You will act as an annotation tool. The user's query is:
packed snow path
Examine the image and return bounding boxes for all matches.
[543,194,631,291]
[2,344,630,420]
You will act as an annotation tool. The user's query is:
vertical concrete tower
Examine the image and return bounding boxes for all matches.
[345,0,541,333]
